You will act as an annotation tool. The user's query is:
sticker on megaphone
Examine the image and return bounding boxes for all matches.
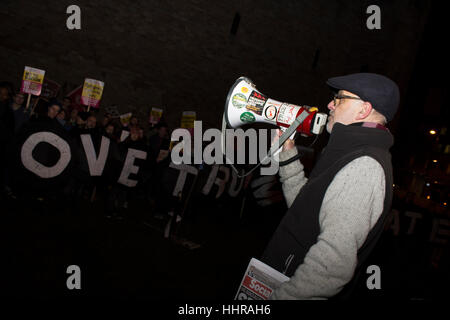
[224,77,327,136]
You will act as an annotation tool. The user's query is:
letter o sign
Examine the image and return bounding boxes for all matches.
[21,132,71,178]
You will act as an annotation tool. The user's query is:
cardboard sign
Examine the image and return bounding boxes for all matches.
[81,78,104,108]
[40,79,61,100]
[120,130,130,142]
[120,113,133,127]
[181,111,196,129]
[21,66,45,96]
[149,107,163,125]
[181,111,196,137]
[235,258,289,300]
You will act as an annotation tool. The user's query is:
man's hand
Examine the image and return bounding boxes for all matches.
[272,129,295,152]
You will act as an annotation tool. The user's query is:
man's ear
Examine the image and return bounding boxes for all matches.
[355,101,373,120]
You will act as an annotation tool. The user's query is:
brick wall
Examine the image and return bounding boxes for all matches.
[0,0,430,131]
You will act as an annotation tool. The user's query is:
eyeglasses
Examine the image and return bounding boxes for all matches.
[333,94,363,106]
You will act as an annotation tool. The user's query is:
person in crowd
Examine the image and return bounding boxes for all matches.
[26,96,56,120]
[62,96,72,112]
[0,83,14,196]
[106,126,147,219]
[101,112,112,128]
[103,122,117,141]
[66,112,100,206]
[129,115,139,128]
[56,108,66,125]
[10,98,72,202]
[148,121,169,162]
[86,115,97,130]
[68,109,79,127]
[56,109,73,131]
[70,112,94,136]
[146,121,171,219]
[111,120,124,141]
[0,82,13,105]
[75,114,86,128]
[9,91,25,110]
[9,91,30,134]
[30,99,62,123]
[47,101,61,119]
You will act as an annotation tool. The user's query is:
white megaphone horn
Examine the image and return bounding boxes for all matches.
[224,76,327,135]
[221,76,327,177]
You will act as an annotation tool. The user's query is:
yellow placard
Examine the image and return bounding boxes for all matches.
[82,79,104,100]
[23,67,45,84]
[120,112,133,126]
[181,111,196,129]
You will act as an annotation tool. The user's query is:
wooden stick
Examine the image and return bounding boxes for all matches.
[25,93,31,110]
[30,97,40,116]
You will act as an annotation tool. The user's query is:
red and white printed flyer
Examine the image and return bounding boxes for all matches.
[235,258,290,300]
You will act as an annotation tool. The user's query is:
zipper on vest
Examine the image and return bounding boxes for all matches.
[283,254,294,275]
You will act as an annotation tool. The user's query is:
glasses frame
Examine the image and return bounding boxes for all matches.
[333,94,364,106]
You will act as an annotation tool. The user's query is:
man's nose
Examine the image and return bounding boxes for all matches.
[327,100,335,111]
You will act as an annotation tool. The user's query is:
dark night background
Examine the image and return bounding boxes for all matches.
[0,0,448,301]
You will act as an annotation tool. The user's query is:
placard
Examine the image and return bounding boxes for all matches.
[181,111,196,129]
[149,107,163,125]
[21,66,45,96]
[120,112,133,127]
[40,78,61,100]
[81,78,104,108]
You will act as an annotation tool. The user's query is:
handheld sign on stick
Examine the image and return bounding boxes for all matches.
[149,107,163,125]
[81,78,104,112]
[120,112,133,127]
[181,111,196,137]
[21,66,45,110]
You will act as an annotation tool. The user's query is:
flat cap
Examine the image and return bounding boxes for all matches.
[326,73,400,122]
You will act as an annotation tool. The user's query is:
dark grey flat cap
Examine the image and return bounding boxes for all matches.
[326,73,400,122]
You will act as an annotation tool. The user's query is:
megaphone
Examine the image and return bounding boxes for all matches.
[224,76,327,136]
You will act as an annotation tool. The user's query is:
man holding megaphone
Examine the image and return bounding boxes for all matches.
[260,73,399,299]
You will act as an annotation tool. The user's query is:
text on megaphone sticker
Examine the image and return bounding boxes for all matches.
[240,112,256,123]
[232,93,247,108]
[245,90,267,116]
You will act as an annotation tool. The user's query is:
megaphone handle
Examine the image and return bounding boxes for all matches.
[267,109,310,158]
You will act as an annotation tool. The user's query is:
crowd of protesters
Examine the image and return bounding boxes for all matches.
[0,81,175,221]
